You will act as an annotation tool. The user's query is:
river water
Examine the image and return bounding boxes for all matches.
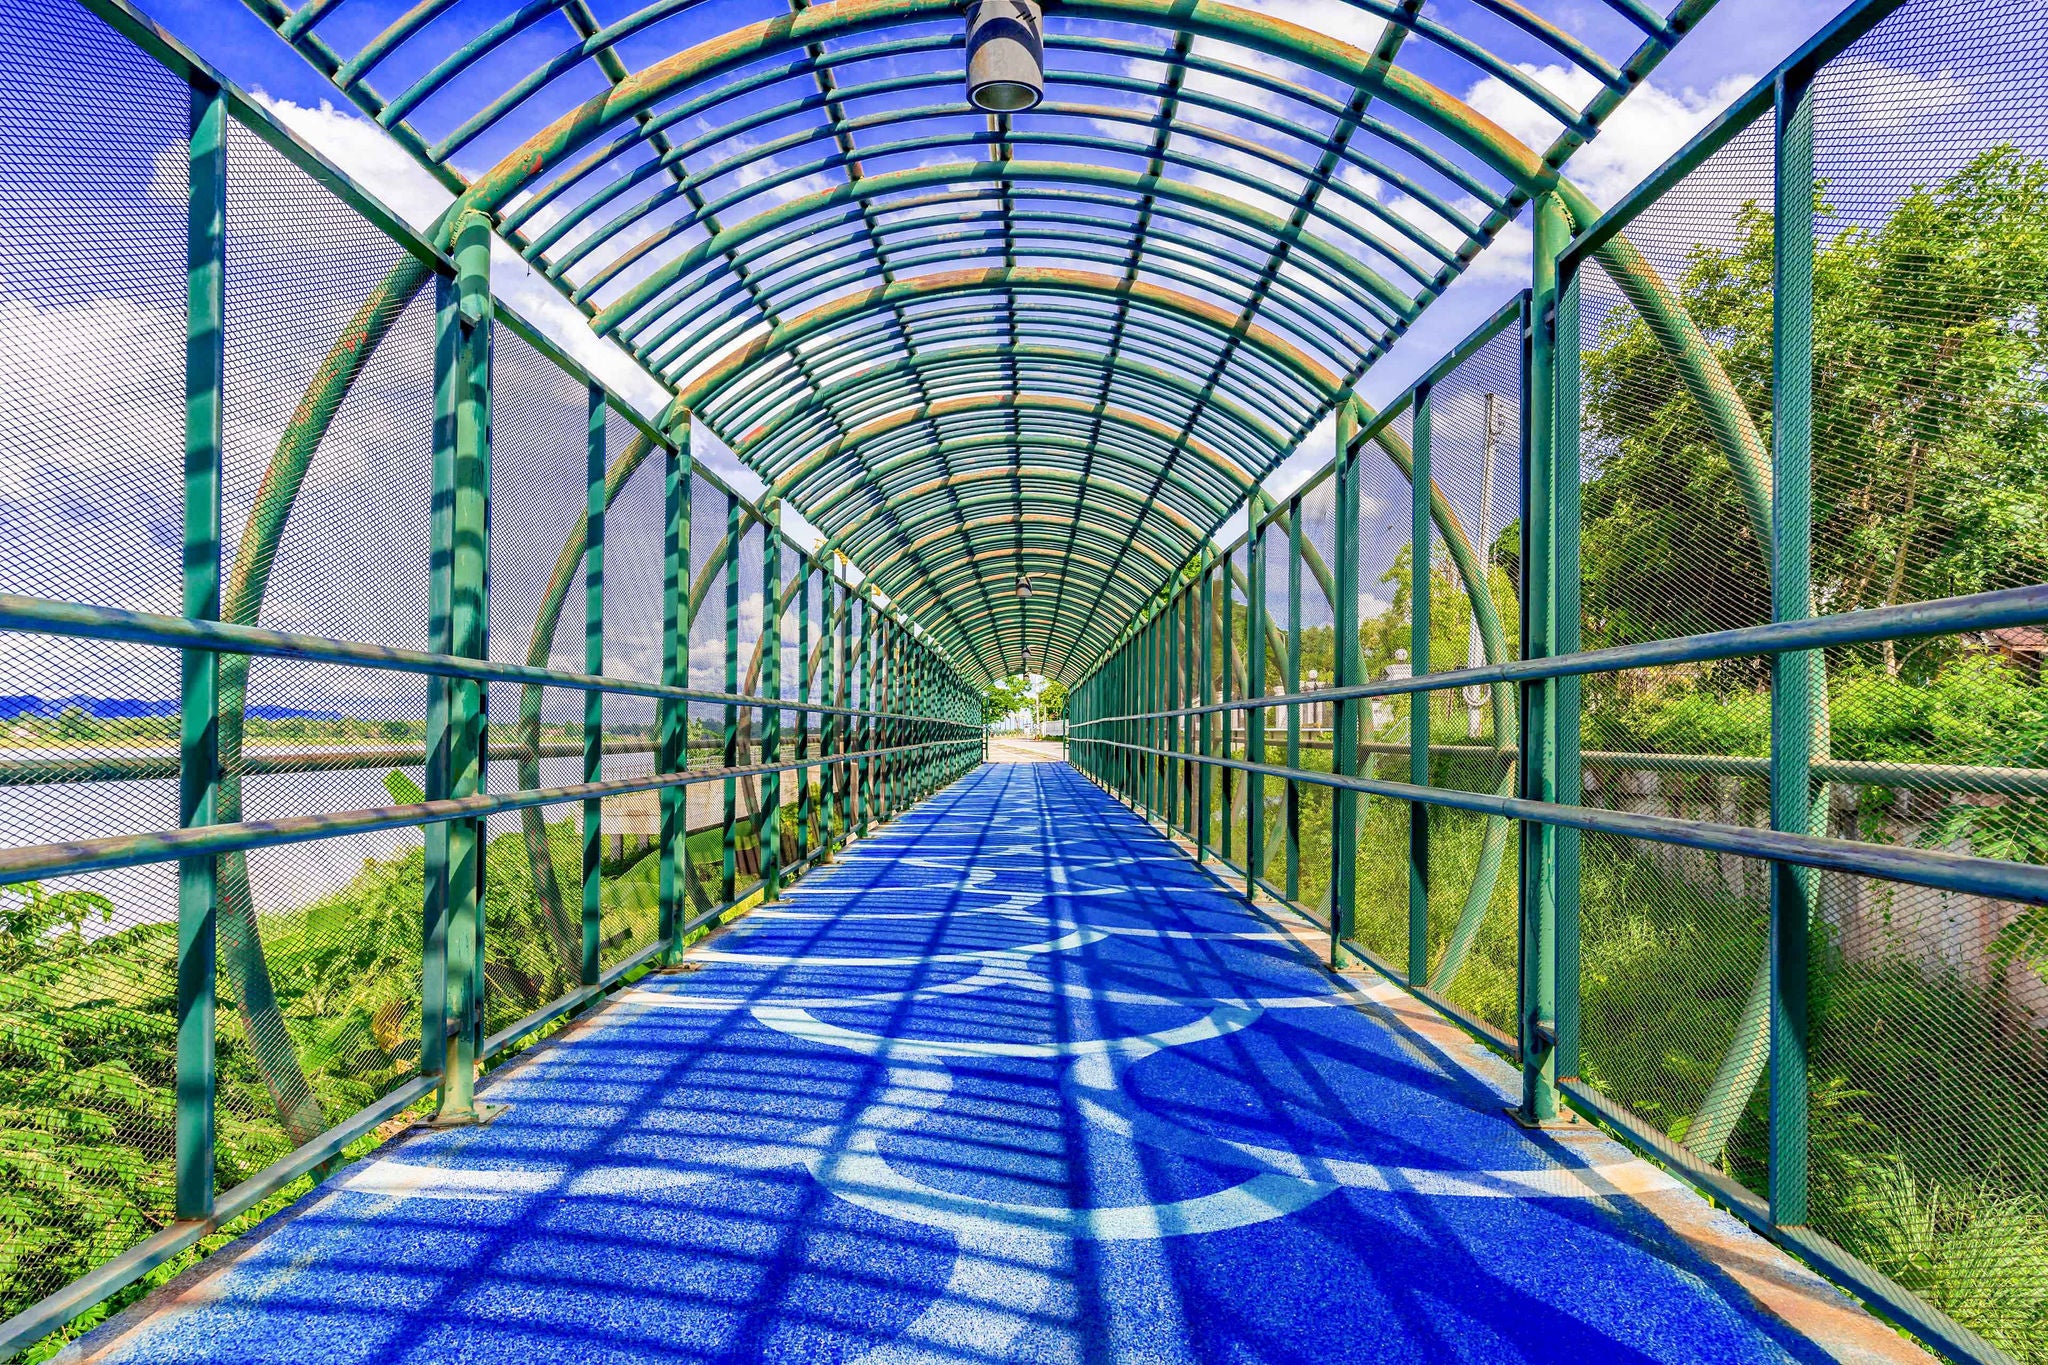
[0,746,759,936]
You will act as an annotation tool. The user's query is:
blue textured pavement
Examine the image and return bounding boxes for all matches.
[81,763,1838,1364]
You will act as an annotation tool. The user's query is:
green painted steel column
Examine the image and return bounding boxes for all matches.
[1221,549,1235,866]
[580,386,605,987]
[876,612,889,825]
[1555,268,1585,1080]
[1285,505,1303,906]
[1166,583,1181,834]
[1769,64,1818,1229]
[722,498,740,904]
[432,207,494,1126]
[177,80,226,1221]
[878,620,893,820]
[830,574,845,845]
[1332,400,1362,966]
[1132,622,1144,814]
[659,421,690,958]
[1518,189,1572,1126]
[1409,384,1433,984]
[1181,585,1196,836]
[796,556,812,865]
[1246,501,1268,898]
[1198,563,1214,860]
[422,278,457,1084]
[759,509,782,899]
[855,595,870,838]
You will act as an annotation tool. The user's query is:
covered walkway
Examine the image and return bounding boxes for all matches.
[72,761,1887,1364]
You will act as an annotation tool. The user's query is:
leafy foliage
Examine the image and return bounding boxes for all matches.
[1581,146,2048,672]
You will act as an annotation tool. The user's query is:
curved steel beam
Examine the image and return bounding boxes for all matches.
[671,266,1343,423]
[770,392,1255,517]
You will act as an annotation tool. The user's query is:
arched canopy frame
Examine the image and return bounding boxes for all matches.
[249,0,1717,681]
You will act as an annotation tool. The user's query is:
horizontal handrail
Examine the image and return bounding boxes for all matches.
[1071,737,2048,907]
[0,738,979,886]
[1149,736,2048,797]
[0,594,980,730]
[1070,581,2048,727]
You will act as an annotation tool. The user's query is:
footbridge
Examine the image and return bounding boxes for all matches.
[0,0,2043,1362]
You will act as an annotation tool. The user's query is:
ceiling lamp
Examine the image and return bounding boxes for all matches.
[1015,574,1033,600]
[966,1,1045,113]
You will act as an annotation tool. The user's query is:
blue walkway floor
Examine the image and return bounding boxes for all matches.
[83,764,1846,1364]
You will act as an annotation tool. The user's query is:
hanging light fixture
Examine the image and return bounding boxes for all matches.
[965,1,1045,113]
[1016,573,1033,600]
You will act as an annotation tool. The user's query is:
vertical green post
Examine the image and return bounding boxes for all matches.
[1220,549,1235,866]
[759,510,782,899]
[432,208,495,1126]
[580,386,605,987]
[177,80,226,1221]
[1181,586,1196,835]
[1517,189,1572,1126]
[832,573,848,846]
[1198,563,1213,860]
[659,419,690,958]
[1285,504,1303,906]
[1141,618,1155,821]
[722,498,740,904]
[855,596,870,838]
[877,614,891,823]
[1332,399,1362,965]
[1555,269,1585,1081]
[876,619,891,820]
[796,556,812,866]
[1246,499,1267,898]
[1769,64,1817,1228]
[1165,583,1180,833]
[423,275,456,1083]
[1409,384,1433,984]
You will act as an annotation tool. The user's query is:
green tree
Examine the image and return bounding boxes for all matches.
[1582,145,2048,673]
[982,676,1030,726]
[1035,681,1069,722]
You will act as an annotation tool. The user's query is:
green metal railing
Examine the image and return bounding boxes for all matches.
[1073,3,2048,1361]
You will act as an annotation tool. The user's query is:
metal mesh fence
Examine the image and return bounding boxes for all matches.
[599,417,664,966]
[486,332,588,1028]
[1296,477,1339,916]
[1258,516,1288,888]
[213,123,439,1183]
[685,481,729,909]
[1417,326,1524,1034]
[1791,11,2048,1329]
[1576,826,1772,1180]
[1352,419,1412,966]
[1219,551,1247,870]
[734,515,766,896]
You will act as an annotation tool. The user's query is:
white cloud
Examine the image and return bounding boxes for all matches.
[1466,65,1758,210]
[251,92,455,234]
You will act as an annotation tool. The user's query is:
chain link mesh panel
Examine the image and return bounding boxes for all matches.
[1352,419,1412,965]
[1258,517,1288,888]
[683,479,729,909]
[1295,478,1339,915]
[733,514,767,896]
[599,415,665,967]
[1793,11,2048,1332]
[485,331,589,1026]
[213,121,437,1174]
